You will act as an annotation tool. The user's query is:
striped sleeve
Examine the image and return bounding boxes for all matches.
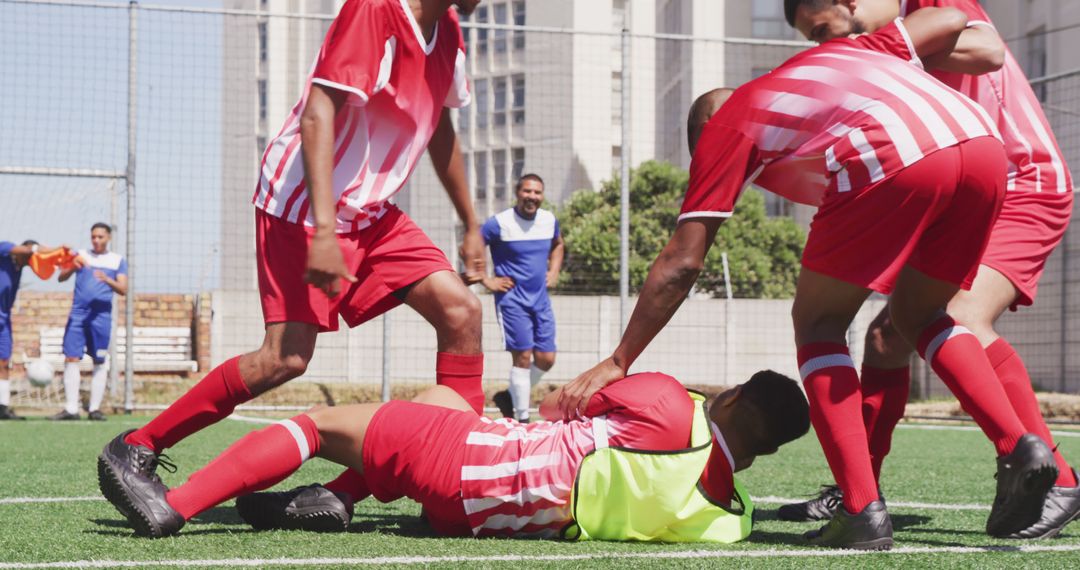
[312,0,393,105]
[680,122,762,222]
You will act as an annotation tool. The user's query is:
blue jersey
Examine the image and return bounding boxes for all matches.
[72,249,127,310]
[482,208,560,307]
[0,242,23,318]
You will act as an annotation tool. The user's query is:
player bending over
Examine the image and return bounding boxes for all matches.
[561,8,1058,550]
[106,370,808,540]
[780,0,1078,540]
[99,0,489,517]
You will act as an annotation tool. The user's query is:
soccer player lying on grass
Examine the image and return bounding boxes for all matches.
[106,370,809,540]
[559,8,1058,551]
[781,0,1079,540]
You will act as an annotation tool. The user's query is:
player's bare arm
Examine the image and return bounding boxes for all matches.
[558,218,724,420]
[300,83,359,298]
[95,271,128,296]
[547,233,565,288]
[429,108,485,283]
[480,275,514,293]
[903,7,1002,74]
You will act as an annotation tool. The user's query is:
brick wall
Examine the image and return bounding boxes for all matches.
[7,291,207,374]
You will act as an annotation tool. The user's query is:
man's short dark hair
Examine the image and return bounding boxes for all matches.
[21,240,38,248]
[784,0,831,27]
[515,173,545,192]
[91,222,112,234]
[740,370,810,448]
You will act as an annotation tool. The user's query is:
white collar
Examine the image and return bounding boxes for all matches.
[708,419,736,469]
[397,0,439,55]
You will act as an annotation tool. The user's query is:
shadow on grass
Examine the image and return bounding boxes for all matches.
[349,513,438,538]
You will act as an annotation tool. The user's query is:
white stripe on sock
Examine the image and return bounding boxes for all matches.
[924,325,973,365]
[277,419,311,462]
[798,353,855,380]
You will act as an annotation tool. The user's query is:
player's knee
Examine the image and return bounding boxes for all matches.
[277,353,309,380]
[534,351,555,370]
[442,291,482,333]
[790,310,849,345]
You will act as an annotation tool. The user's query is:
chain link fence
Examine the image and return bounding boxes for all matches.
[1,0,1077,413]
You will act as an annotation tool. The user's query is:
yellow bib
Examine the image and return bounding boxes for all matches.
[563,391,753,543]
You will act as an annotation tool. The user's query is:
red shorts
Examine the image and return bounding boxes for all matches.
[256,206,453,332]
[802,137,1007,294]
[362,400,476,537]
[981,189,1073,310]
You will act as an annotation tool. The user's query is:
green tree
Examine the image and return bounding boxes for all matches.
[557,160,805,298]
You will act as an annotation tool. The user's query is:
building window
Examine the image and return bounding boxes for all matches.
[476,6,489,55]
[258,22,268,62]
[493,149,508,201]
[256,135,267,154]
[476,78,489,129]
[512,147,525,181]
[751,0,793,39]
[1026,27,1048,101]
[611,71,622,130]
[258,79,267,120]
[512,0,525,50]
[494,2,509,54]
[512,74,525,125]
[475,152,488,200]
[493,76,508,127]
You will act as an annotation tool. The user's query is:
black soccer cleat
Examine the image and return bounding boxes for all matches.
[115,474,184,538]
[1007,469,1080,540]
[778,485,843,522]
[986,433,1059,537]
[98,430,175,519]
[88,410,107,421]
[804,500,893,550]
[236,484,354,533]
[492,390,514,419]
[51,410,80,421]
[0,405,26,420]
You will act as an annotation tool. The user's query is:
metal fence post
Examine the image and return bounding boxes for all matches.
[108,178,119,404]
[618,24,631,331]
[124,0,138,414]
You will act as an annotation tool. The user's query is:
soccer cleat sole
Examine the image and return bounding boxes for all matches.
[97,455,178,538]
[236,496,350,533]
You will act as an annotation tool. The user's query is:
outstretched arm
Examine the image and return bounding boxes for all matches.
[430,108,485,283]
[921,22,1004,74]
[546,234,564,288]
[898,7,981,66]
[554,218,723,420]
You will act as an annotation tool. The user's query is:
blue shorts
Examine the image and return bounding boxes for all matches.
[0,317,11,361]
[63,306,111,364]
[496,299,556,353]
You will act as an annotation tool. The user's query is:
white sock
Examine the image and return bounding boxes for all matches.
[530,364,547,387]
[63,361,81,415]
[509,366,532,421]
[0,380,10,406]
[89,363,108,412]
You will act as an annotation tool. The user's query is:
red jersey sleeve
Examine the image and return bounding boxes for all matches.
[853,18,922,68]
[583,372,694,452]
[444,11,472,109]
[903,0,995,29]
[679,120,761,222]
[312,0,393,105]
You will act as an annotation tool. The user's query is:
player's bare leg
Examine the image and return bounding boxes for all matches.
[890,265,1057,537]
[791,268,891,550]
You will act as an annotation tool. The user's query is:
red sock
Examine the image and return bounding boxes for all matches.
[986,339,1077,487]
[861,366,909,484]
[324,468,372,503]
[166,413,320,520]
[799,343,879,515]
[436,352,484,414]
[125,356,252,453]
[917,317,1026,457]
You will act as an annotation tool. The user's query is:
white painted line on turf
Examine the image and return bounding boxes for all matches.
[754,496,989,511]
[0,496,103,505]
[897,423,1080,438]
[226,413,277,425]
[3,544,1080,568]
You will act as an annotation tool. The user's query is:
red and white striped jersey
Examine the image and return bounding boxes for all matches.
[901,0,1072,193]
[459,373,710,538]
[680,19,1001,221]
[253,0,471,233]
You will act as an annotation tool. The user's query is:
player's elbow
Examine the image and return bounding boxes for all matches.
[978,42,1006,73]
[938,7,969,37]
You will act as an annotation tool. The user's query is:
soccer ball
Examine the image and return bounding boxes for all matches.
[26,359,55,388]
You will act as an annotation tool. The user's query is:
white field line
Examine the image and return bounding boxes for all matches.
[0,496,103,505]
[3,544,1080,568]
[897,423,1080,438]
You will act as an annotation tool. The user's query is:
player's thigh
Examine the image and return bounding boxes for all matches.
[497,302,534,351]
[791,268,872,346]
[411,385,475,412]
[403,270,480,329]
[307,403,382,473]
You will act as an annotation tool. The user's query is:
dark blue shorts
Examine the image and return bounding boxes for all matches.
[496,299,556,353]
[62,306,111,364]
[0,317,11,361]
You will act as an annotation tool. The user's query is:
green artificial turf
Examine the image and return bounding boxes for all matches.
[1,417,1078,568]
